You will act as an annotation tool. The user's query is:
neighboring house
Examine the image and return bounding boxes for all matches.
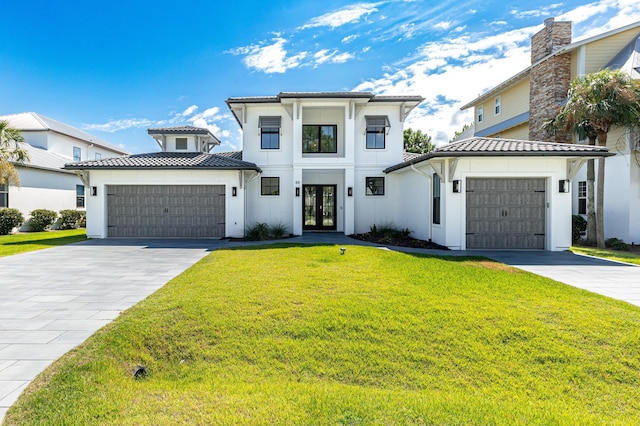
[0,112,128,225]
[460,19,640,243]
[66,92,611,251]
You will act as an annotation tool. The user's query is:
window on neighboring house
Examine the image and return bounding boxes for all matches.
[0,183,8,208]
[478,106,484,123]
[261,177,280,196]
[176,138,188,150]
[76,185,85,208]
[95,153,101,160]
[365,177,385,196]
[365,115,389,149]
[432,173,441,224]
[302,125,337,153]
[494,96,501,115]
[578,181,587,215]
[259,116,281,149]
[73,146,81,161]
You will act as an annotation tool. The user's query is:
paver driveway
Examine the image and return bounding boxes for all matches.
[0,239,213,419]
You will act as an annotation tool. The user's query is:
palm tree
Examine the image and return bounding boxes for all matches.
[0,120,29,187]
[555,69,640,248]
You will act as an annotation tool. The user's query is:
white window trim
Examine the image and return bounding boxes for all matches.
[494,96,501,116]
[477,106,484,123]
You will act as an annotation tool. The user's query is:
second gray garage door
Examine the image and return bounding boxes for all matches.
[107,185,225,238]
[466,178,546,249]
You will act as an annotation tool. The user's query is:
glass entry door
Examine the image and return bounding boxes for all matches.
[303,185,337,230]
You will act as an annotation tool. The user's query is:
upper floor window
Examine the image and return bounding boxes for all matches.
[261,177,280,196]
[95,153,102,160]
[303,125,337,153]
[73,146,81,161]
[477,106,484,123]
[0,183,8,208]
[76,185,85,208]
[259,116,281,150]
[494,96,501,115]
[578,181,587,215]
[365,177,385,196]
[365,116,389,149]
[432,173,441,225]
[176,138,188,150]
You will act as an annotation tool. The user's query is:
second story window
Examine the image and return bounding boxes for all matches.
[494,96,501,115]
[478,106,484,123]
[365,116,390,149]
[303,125,337,153]
[259,116,281,150]
[95,153,102,160]
[176,138,188,150]
[73,146,81,161]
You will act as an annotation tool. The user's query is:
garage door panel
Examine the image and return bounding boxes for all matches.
[466,178,545,249]
[107,185,226,238]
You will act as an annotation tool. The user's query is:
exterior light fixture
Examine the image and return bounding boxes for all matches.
[232,186,237,196]
[91,186,97,196]
[558,180,569,193]
[296,187,300,197]
[452,180,461,193]
[347,187,353,197]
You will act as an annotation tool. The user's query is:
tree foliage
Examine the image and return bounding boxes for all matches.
[403,128,434,154]
[0,120,30,187]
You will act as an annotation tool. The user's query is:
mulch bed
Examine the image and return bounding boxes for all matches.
[349,233,449,250]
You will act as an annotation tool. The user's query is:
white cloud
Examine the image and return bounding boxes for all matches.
[313,49,355,66]
[433,21,452,30]
[300,2,381,29]
[342,34,359,43]
[510,3,563,19]
[181,105,198,116]
[241,38,307,73]
[332,52,355,63]
[82,118,154,133]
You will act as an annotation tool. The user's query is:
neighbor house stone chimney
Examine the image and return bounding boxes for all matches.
[529,18,573,143]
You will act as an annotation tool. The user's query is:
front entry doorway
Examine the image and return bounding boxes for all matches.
[303,185,337,230]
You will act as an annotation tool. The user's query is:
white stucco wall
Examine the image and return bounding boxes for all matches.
[83,169,248,239]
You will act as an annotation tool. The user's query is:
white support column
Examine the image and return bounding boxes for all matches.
[344,167,355,235]
[292,166,303,235]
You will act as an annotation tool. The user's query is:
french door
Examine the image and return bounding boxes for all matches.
[303,185,337,231]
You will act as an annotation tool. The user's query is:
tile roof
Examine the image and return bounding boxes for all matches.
[213,150,243,160]
[226,91,424,104]
[384,137,614,173]
[14,144,75,174]
[147,126,215,136]
[64,152,261,171]
[0,112,128,155]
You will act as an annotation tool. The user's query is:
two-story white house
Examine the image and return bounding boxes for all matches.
[0,112,128,223]
[66,92,612,250]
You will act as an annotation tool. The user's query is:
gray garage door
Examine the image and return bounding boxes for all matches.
[107,185,225,238]
[466,178,545,249]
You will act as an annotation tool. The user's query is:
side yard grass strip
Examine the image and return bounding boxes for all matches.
[5,244,640,425]
[0,229,87,257]
[571,245,640,266]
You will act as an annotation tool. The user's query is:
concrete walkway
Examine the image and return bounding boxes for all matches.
[0,235,638,421]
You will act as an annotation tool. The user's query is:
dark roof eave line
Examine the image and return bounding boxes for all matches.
[63,166,262,172]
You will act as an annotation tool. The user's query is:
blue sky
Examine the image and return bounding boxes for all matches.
[1,0,639,154]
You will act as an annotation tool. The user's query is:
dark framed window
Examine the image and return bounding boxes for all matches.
[76,185,85,208]
[73,146,81,161]
[261,177,280,196]
[432,173,441,224]
[260,116,281,150]
[302,125,337,153]
[494,96,501,115]
[365,115,389,149]
[0,183,8,208]
[365,177,385,196]
[578,181,587,215]
[176,138,188,150]
[478,105,483,123]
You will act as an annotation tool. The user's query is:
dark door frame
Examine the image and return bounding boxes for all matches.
[302,184,337,231]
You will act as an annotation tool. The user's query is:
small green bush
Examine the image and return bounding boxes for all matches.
[246,223,269,241]
[370,222,405,238]
[28,209,58,232]
[59,210,86,229]
[0,208,24,235]
[605,237,630,251]
[268,223,288,239]
[572,215,587,243]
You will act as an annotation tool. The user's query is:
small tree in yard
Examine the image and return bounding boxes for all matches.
[404,128,434,154]
[550,69,640,248]
[0,120,29,187]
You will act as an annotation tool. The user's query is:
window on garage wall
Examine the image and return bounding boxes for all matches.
[76,185,85,208]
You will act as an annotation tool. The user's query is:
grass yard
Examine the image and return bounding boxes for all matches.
[5,245,640,425]
[0,229,86,257]
[571,245,640,266]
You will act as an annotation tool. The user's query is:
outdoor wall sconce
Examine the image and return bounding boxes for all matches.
[295,187,300,197]
[558,179,570,193]
[91,186,97,196]
[232,186,237,197]
[348,187,353,197]
[452,180,461,193]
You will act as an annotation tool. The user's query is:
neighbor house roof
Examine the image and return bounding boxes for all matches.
[147,126,217,137]
[14,144,76,174]
[384,137,614,173]
[0,112,129,155]
[460,22,640,110]
[64,152,261,171]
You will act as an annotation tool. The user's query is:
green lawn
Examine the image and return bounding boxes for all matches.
[571,245,640,266]
[6,245,640,425]
[0,229,87,257]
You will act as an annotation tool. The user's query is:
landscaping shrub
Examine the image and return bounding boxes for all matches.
[572,215,587,243]
[605,237,630,251]
[246,222,269,241]
[268,222,288,239]
[28,209,58,232]
[59,209,86,229]
[0,208,24,235]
